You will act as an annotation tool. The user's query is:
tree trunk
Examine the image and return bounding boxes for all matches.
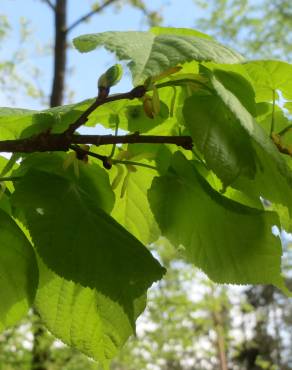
[50,0,67,107]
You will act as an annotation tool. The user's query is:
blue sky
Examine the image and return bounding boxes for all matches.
[0,0,204,109]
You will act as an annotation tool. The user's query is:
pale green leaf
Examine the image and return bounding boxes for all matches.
[243,60,292,101]
[73,28,244,85]
[150,27,214,40]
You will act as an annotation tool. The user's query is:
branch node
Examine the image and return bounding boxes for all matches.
[102,158,112,170]
[130,85,147,99]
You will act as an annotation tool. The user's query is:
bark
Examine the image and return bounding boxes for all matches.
[50,0,67,107]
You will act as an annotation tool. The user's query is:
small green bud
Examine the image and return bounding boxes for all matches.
[98,64,123,89]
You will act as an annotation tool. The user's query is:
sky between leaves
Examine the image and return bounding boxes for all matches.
[0,0,207,109]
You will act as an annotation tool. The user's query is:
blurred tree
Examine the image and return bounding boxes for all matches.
[112,242,235,370]
[193,0,292,60]
[0,15,45,105]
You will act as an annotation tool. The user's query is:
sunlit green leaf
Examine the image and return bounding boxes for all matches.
[0,100,92,140]
[111,164,159,245]
[244,60,292,101]
[36,258,145,366]
[148,152,288,292]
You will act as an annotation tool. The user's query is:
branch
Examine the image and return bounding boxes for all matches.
[71,133,193,149]
[0,84,192,168]
[66,0,118,33]
[65,85,146,135]
[70,144,109,167]
[0,133,193,153]
[70,145,158,170]
[42,0,56,11]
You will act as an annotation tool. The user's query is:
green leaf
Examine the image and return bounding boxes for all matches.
[210,74,292,210]
[150,27,214,40]
[14,152,115,214]
[183,94,256,187]
[85,100,133,129]
[36,258,146,366]
[148,152,287,292]
[284,101,292,115]
[243,60,292,101]
[85,87,179,134]
[0,209,38,331]
[111,165,159,245]
[0,107,39,140]
[0,99,92,140]
[11,170,165,309]
[126,102,169,133]
[73,28,244,85]
[213,69,256,116]
[0,191,12,215]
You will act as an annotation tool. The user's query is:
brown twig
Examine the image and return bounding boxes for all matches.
[70,145,159,170]
[271,132,292,157]
[69,144,111,168]
[64,85,146,135]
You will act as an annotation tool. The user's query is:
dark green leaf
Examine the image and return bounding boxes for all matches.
[210,74,292,210]
[11,170,165,310]
[0,209,38,331]
[183,94,256,187]
[214,69,256,116]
